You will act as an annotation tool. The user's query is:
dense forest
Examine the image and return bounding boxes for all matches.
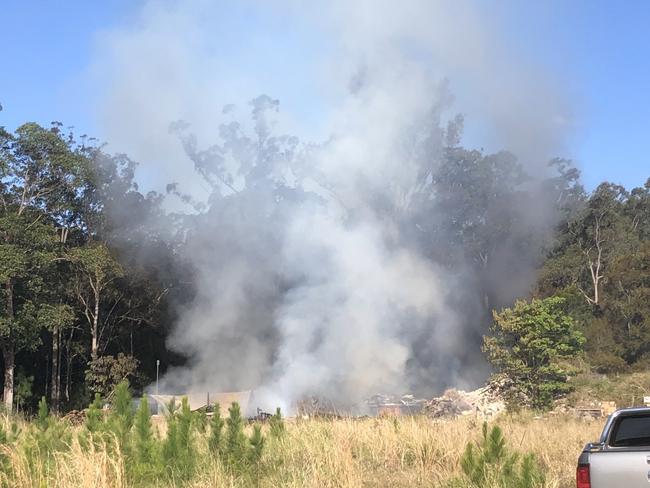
[1,109,648,413]
[0,122,186,412]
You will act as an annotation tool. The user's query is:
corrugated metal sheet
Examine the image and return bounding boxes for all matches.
[147,390,254,417]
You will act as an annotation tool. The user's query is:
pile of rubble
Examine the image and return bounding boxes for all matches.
[296,396,346,419]
[62,409,86,425]
[551,398,618,420]
[425,386,506,419]
[366,393,428,416]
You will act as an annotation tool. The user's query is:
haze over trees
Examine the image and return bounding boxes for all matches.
[0,100,648,413]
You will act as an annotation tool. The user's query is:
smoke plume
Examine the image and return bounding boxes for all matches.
[92,0,572,410]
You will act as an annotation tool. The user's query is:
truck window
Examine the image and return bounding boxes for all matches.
[610,416,650,447]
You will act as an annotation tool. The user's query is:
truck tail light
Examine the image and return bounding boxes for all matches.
[576,464,591,488]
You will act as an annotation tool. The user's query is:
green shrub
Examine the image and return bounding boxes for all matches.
[208,403,224,455]
[0,418,19,475]
[219,401,267,481]
[193,408,208,433]
[162,397,196,481]
[162,407,178,467]
[133,397,155,463]
[248,424,265,484]
[177,397,195,467]
[451,422,545,488]
[269,407,285,439]
[107,380,134,455]
[131,396,161,480]
[35,397,49,432]
[483,297,585,410]
[85,393,104,433]
[249,424,264,463]
[33,397,69,453]
[224,402,247,468]
[22,397,70,479]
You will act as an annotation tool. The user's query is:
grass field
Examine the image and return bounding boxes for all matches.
[0,411,602,488]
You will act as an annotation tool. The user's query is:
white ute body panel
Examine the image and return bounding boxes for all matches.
[579,407,650,488]
[589,451,650,488]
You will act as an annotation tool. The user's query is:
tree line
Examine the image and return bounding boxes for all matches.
[537,179,650,371]
[0,122,184,412]
[1,108,648,412]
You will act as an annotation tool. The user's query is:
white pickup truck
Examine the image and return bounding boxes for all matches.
[577,407,650,488]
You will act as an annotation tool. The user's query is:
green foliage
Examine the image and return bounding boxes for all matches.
[85,353,141,398]
[166,397,178,416]
[36,397,48,431]
[0,418,20,473]
[537,180,650,372]
[68,244,125,358]
[0,419,19,446]
[85,393,104,433]
[26,397,70,459]
[192,408,208,433]
[0,119,171,413]
[217,401,267,482]
[162,407,179,466]
[567,370,650,409]
[483,296,585,409]
[249,424,265,463]
[208,403,224,455]
[14,370,34,411]
[224,401,247,468]
[130,396,161,480]
[36,303,75,330]
[107,380,134,454]
[111,381,134,426]
[0,107,646,425]
[133,396,154,464]
[269,407,285,439]
[248,424,265,484]
[177,397,195,465]
[162,396,196,480]
[0,419,20,484]
[0,121,93,411]
[452,422,545,488]
[68,244,124,288]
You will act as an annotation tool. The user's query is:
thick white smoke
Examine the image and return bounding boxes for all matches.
[92,0,571,410]
[266,209,460,408]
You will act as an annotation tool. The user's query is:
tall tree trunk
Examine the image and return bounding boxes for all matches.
[64,327,76,405]
[64,354,71,404]
[3,279,15,412]
[588,219,603,305]
[50,325,61,413]
[91,288,100,361]
[2,346,14,412]
[578,216,606,306]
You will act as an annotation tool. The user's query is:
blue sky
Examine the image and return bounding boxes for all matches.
[1,0,648,191]
[0,1,132,132]
[493,0,650,190]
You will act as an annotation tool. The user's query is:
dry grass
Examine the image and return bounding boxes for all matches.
[0,412,601,488]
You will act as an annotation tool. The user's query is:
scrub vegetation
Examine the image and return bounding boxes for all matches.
[0,389,601,488]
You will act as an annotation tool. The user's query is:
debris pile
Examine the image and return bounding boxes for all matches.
[248,408,274,422]
[296,388,507,419]
[296,396,345,419]
[552,398,618,420]
[425,387,506,419]
[62,409,86,425]
[366,394,428,416]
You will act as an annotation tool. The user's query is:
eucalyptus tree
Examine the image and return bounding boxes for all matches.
[0,123,89,410]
